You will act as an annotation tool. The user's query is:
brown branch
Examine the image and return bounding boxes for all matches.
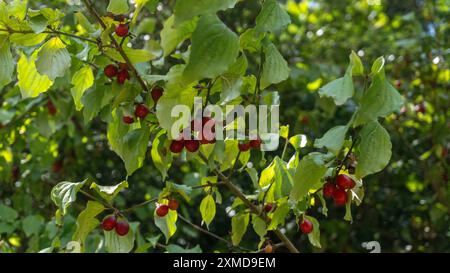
[198,152,300,253]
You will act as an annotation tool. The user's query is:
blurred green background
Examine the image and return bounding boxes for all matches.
[0,0,448,252]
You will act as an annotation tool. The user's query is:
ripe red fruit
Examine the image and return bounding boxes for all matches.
[249,137,262,149]
[322,182,336,198]
[134,104,150,119]
[115,23,129,37]
[238,142,251,152]
[47,100,57,116]
[115,220,130,236]
[185,140,200,153]
[151,86,164,104]
[101,215,117,231]
[264,203,274,213]
[415,103,426,114]
[117,69,130,85]
[52,160,63,173]
[332,189,348,206]
[122,116,134,124]
[336,174,356,190]
[104,64,118,78]
[264,244,273,253]
[199,129,216,144]
[170,140,184,153]
[156,204,169,217]
[394,80,402,89]
[299,219,313,234]
[168,199,179,211]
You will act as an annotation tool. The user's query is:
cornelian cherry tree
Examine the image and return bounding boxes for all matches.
[0,0,404,253]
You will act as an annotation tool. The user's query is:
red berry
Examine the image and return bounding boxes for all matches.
[52,160,63,173]
[394,80,402,89]
[115,220,130,236]
[115,24,129,37]
[301,116,309,125]
[264,203,273,213]
[151,86,164,104]
[156,204,169,217]
[249,137,262,149]
[322,182,336,198]
[264,244,273,253]
[134,104,149,119]
[122,116,134,124]
[104,64,118,78]
[332,189,348,206]
[168,199,179,211]
[336,174,355,190]
[185,140,200,153]
[170,140,184,153]
[199,129,215,144]
[238,142,251,152]
[101,215,117,231]
[47,100,57,116]
[415,103,426,114]
[299,219,313,234]
[117,69,129,85]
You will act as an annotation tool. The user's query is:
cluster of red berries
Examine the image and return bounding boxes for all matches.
[122,104,150,124]
[238,137,262,152]
[104,63,130,85]
[169,117,216,154]
[322,174,356,206]
[155,198,179,217]
[101,215,130,236]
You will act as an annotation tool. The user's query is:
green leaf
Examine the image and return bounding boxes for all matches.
[255,0,291,35]
[0,204,18,223]
[160,15,198,57]
[104,47,155,64]
[90,181,129,202]
[72,201,105,247]
[199,195,216,228]
[150,130,173,180]
[113,126,150,176]
[314,125,348,155]
[0,37,14,89]
[174,0,237,25]
[7,0,27,20]
[29,14,48,34]
[17,52,53,98]
[166,244,202,253]
[82,81,116,124]
[353,57,404,126]
[252,215,267,238]
[231,212,249,246]
[22,215,44,237]
[36,37,71,80]
[71,65,94,111]
[107,0,129,14]
[154,209,178,243]
[268,199,289,230]
[10,32,48,46]
[50,179,87,215]
[239,28,264,53]
[290,154,327,202]
[355,121,392,179]
[318,75,353,106]
[350,50,364,76]
[304,215,321,248]
[260,42,290,89]
[183,15,239,83]
[104,227,135,253]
